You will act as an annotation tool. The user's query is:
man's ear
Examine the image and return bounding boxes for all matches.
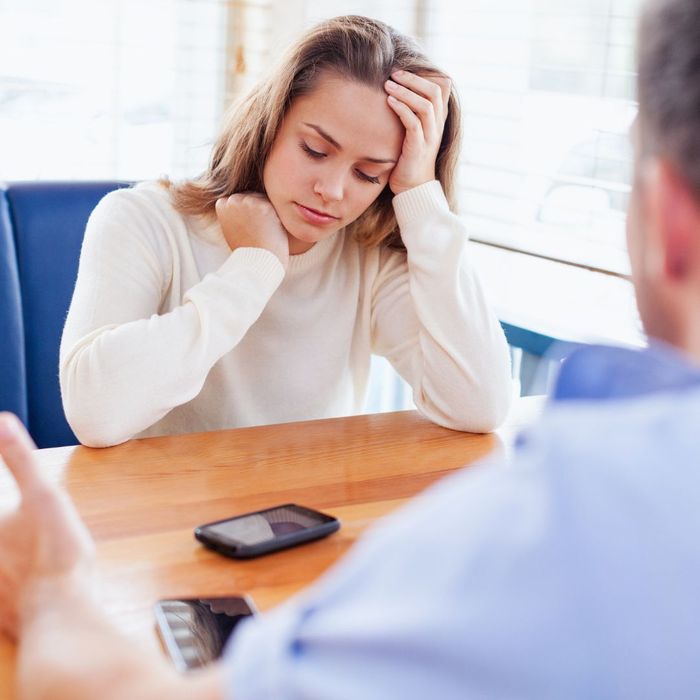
[646,159,700,281]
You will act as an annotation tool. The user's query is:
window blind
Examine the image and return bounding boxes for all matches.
[423,0,641,274]
[2,0,641,274]
[0,0,229,181]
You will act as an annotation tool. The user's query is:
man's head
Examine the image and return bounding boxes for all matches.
[627,0,700,357]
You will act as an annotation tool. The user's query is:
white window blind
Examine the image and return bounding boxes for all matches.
[0,0,230,181]
[303,0,418,35]
[423,0,641,275]
[0,0,418,182]
[2,0,641,277]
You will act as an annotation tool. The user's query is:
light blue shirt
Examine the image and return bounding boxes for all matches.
[225,343,700,698]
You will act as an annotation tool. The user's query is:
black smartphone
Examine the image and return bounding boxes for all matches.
[154,596,256,672]
[194,503,340,559]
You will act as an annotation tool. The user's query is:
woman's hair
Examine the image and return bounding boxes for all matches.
[169,15,462,249]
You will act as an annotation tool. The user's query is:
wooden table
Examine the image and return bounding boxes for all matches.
[0,401,540,696]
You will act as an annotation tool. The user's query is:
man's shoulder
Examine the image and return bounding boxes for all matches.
[394,382,700,557]
[537,342,700,474]
[552,342,700,401]
[531,384,700,469]
[378,380,700,540]
[494,384,700,552]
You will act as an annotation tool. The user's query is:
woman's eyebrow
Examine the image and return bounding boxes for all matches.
[302,122,397,164]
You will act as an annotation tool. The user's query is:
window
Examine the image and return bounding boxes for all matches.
[0,0,229,181]
[3,1,641,275]
[0,0,414,181]
[422,0,641,275]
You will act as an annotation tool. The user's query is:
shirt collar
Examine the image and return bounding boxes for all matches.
[551,342,700,402]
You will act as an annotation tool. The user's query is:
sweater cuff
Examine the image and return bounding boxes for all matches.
[392,181,449,228]
[219,246,286,290]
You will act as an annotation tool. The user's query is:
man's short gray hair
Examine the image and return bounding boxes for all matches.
[638,0,700,195]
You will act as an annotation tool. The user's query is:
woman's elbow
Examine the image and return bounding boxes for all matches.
[417,370,515,433]
[465,381,514,433]
[63,404,131,448]
[60,379,130,449]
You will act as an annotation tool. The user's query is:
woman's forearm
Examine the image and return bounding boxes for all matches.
[60,248,284,447]
[378,182,513,432]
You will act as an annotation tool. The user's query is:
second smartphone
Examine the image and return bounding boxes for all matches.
[195,503,340,559]
[154,596,256,671]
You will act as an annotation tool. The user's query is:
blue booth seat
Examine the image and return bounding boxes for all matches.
[500,320,584,396]
[4,181,129,448]
[0,189,27,424]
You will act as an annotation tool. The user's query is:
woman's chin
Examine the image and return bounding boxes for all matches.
[286,230,320,254]
[285,223,340,254]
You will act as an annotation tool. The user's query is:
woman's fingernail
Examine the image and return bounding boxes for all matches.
[385,80,396,90]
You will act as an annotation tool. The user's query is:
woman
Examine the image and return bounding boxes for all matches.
[59,15,512,447]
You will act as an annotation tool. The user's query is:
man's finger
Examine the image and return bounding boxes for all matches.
[0,413,45,495]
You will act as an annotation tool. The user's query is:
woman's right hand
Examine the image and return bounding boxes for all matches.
[215,193,290,270]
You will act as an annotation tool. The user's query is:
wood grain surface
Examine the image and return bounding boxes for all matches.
[0,401,541,696]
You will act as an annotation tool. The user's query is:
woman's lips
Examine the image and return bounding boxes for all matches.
[294,202,340,225]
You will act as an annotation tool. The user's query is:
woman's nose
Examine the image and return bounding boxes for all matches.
[313,170,344,202]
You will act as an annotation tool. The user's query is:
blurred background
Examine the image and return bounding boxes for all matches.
[0,0,644,407]
[1,0,640,270]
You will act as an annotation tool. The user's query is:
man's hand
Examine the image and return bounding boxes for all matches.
[384,71,451,196]
[0,413,225,700]
[0,413,94,641]
[215,193,290,270]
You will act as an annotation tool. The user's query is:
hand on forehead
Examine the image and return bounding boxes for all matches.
[390,70,452,114]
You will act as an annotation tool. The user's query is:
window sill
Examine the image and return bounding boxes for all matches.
[469,241,645,348]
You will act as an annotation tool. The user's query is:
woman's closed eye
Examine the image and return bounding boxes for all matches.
[300,140,326,159]
[354,170,380,185]
[300,141,382,185]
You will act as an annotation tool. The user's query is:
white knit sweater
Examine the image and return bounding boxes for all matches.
[59,180,512,447]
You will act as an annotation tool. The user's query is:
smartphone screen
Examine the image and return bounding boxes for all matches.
[195,503,340,558]
[154,596,255,672]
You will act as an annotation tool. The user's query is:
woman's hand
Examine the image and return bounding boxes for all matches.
[215,193,290,270]
[384,71,451,196]
[0,413,95,641]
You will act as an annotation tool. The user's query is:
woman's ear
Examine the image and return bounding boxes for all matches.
[645,159,700,282]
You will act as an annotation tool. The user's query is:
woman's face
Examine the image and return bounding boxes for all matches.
[263,72,404,254]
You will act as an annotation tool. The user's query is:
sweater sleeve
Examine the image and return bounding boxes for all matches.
[59,189,284,447]
[370,181,513,432]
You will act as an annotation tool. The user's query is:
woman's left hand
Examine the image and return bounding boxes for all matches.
[384,71,452,196]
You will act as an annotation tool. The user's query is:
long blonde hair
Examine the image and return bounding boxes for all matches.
[169,15,461,249]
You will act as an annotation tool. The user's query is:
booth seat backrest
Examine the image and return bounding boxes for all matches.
[500,320,582,396]
[0,189,27,424]
[5,181,129,448]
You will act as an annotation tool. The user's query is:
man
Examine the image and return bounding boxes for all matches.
[2,0,700,696]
